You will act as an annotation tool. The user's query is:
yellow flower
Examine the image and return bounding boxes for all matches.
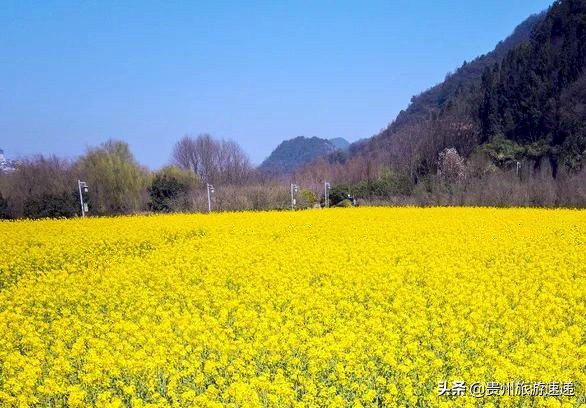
[0,208,584,407]
[66,385,86,407]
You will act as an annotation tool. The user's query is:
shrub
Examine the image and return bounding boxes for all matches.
[298,189,318,208]
[335,199,353,208]
[23,191,78,219]
[329,186,351,206]
[148,166,199,212]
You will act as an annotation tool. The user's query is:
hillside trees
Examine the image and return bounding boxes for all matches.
[477,0,586,170]
[259,136,346,175]
[331,0,585,184]
[557,71,586,169]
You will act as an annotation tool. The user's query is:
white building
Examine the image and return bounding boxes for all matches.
[0,149,16,173]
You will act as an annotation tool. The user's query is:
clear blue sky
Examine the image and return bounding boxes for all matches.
[1,0,553,168]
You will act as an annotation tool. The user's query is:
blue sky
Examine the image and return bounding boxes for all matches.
[1,0,553,168]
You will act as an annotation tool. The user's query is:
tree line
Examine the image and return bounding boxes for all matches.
[0,135,291,219]
[3,127,586,220]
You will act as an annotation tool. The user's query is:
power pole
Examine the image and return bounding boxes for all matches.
[207,183,215,212]
[324,181,331,208]
[290,183,299,210]
[77,180,89,217]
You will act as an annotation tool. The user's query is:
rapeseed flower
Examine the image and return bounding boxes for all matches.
[0,208,584,407]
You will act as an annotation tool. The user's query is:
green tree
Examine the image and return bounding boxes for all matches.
[297,189,318,208]
[328,185,351,206]
[479,65,501,141]
[148,166,199,212]
[23,191,78,219]
[77,140,148,215]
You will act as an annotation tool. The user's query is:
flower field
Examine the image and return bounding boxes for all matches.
[0,208,585,407]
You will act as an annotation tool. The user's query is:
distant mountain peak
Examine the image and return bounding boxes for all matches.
[260,136,349,175]
[328,138,350,151]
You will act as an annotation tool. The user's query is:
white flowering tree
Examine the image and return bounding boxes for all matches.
[437,147,465,183]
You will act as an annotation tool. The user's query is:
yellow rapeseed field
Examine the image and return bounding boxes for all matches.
[0,208,585,408]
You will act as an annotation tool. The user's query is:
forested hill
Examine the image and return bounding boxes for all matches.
[349,10,546,157]
[348,0,586,177]
[478,0,586,171]
[387,11,546,135]
[260,136,349,175]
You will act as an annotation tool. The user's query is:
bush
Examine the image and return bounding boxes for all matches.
[23,191,78,219]
[480,135,525,166]
[148,166,199,212]
[335,199,353,208]
[298,189,318,208]
[329,186,351,206]
[329,169,413,203]
[201,184,290,212]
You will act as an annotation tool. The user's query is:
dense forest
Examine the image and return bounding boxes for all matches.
[479,0,586,170]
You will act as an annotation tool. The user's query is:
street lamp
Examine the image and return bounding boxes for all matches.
[324,181,331,208]
[207,183,215,213]
[77,180,89,217]
[290,183,299,210]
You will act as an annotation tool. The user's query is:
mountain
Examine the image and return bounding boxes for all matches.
[260,136,349,175]
[339,0,586,179]
[294,0,586,202]
[395,12,546,134]
[353,10,547,159]
[328,138,350,151]
[477,0,586,171]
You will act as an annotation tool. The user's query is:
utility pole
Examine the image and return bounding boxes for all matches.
[207,183,215,213]
[77,180,89,217]
[290,183,299,210]
[324,181,331,208]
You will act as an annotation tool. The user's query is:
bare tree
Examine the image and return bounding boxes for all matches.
[172,134,216,180]
[172,136,200,175]
[172,134,252,185]
[1,155,77,218]
[217,140,253,185]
